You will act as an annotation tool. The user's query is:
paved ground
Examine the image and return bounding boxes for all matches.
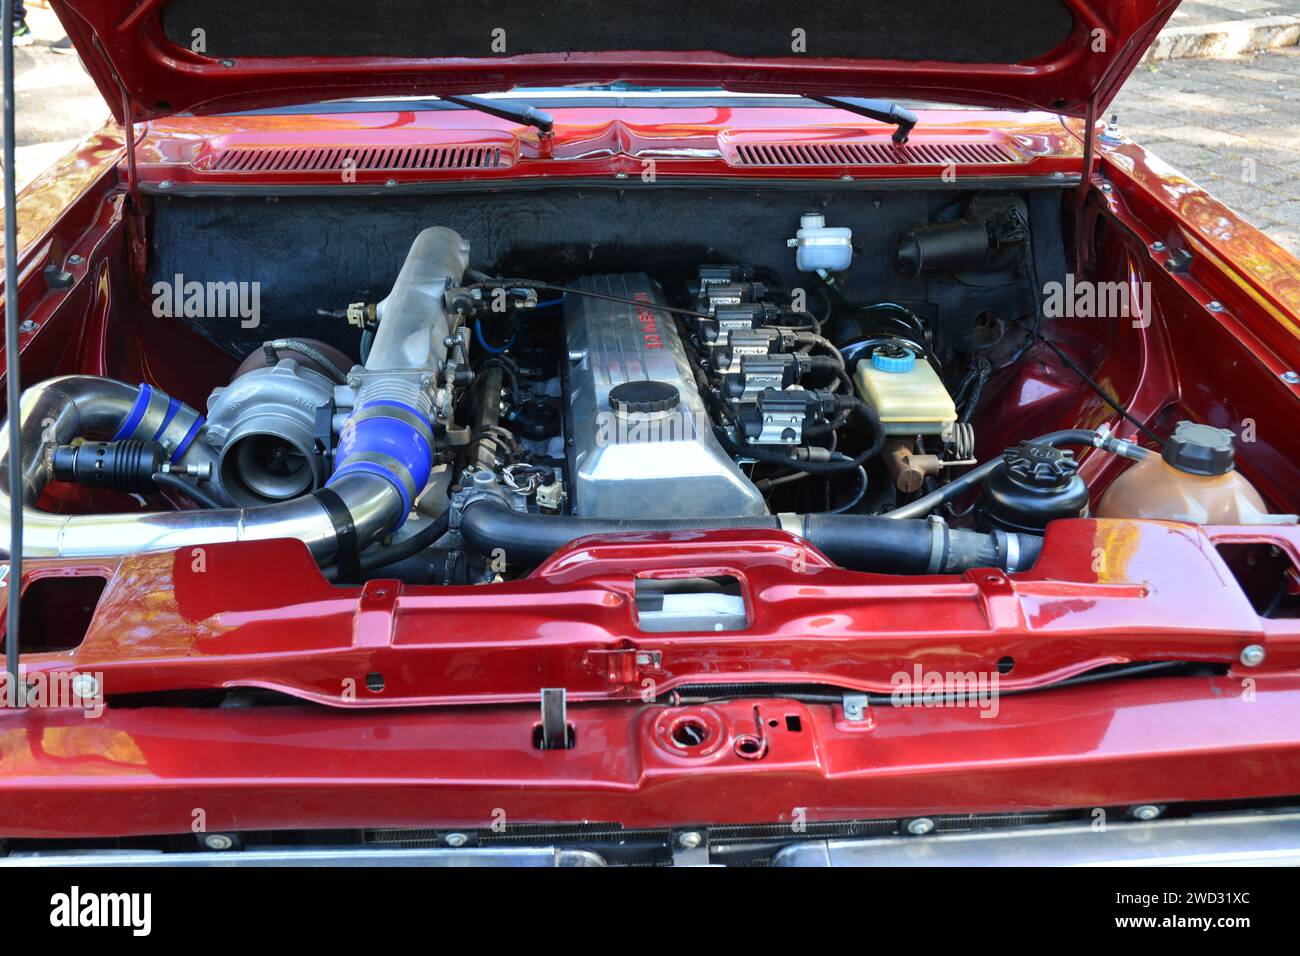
[1172,0,1296,24]
[3,2,1300,258]
[10,4,109,193]
[1111,47,1300,256]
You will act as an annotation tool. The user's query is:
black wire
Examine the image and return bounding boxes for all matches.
[152,472,227,509]
[472,279,713,320]
[4,2,23,701]
[826,466,868,514]
[1005,315,1165,447]
[714,400,885,475]
[669,661,1214,707]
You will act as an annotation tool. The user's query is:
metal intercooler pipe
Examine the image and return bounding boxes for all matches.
[0,227,469,561]
[458,498,1043,574]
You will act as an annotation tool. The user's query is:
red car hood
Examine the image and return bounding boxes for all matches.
[56,0,1179,123]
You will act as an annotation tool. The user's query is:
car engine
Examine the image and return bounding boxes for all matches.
[10,202,1272,587]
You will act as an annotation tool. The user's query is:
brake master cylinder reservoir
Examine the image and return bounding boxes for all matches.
[853,343,957,436]
[788,212,853,273]
[1098,421,1278,524]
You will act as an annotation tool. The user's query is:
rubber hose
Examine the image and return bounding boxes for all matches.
[458,499,1040,573]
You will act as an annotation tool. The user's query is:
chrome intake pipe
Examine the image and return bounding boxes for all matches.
[0,226,470,563]
[0,375,402,561]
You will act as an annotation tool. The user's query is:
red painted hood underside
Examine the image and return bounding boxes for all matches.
[55,0,1180,123]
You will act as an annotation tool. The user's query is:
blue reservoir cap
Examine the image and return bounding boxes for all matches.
[871,346,917,373]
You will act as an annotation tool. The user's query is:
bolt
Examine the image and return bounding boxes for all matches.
[1282,371,1300,385]
[347,375,362,389]
[18,319,37,333]
[385,178,398,187]
[158,180,173,190]
[444,832,469,847]
[66,254,84,266]
[70,673,100,700]
[1151,241,1165,253]
[678,831,703,849]
[1240,644,1266,667]
[220,59,235,68]
[1131,804,1162,821]
[203,833,235,850]
[907,818,935,835]
[1207,300,1224,313]
[1100,183,1113,192]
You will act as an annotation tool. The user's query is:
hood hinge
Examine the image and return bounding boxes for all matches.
[1073,96,1100,274]
[120,88,151,288]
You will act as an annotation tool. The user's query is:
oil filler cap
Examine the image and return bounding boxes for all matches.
[1162,420,1235,476]
[609,380,680,414]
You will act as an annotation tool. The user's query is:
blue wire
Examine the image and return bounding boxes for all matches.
[475,317,515,354]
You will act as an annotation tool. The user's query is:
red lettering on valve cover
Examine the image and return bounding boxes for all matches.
[634,292,663,349]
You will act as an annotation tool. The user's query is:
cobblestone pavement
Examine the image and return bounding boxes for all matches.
[1171,0,1296,25]
[1111,47,1300,257]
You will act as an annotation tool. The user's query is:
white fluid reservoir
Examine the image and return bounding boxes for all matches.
[788,212,853,273]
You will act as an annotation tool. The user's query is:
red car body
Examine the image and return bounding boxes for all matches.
[0,0,1298,850]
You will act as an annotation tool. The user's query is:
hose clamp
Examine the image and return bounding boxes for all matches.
[926,514,947,574]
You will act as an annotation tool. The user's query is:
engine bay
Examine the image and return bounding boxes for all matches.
[2,186,1293,588]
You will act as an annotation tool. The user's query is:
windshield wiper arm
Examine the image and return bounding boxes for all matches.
[440,94,554,136]
[804,95,917,144]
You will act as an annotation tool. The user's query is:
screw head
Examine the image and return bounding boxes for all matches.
[385,178,398,187]
[203,833,235,850]
[444,832,469,847]
[70,673,100,700]
[678,831,703,849]
[907,817,935,836]
[1151,241,1165,253]
[158,180,173,190]
[1100,183,1113,193]
[1281,371,1300,385]
[1240,644,1266,667]
[1207,300,1225,313]
[18,319,37,333]
[67,254,84,266]
[1131,804,1162,821]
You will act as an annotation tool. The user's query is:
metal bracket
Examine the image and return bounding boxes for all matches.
[539,687,573,750]
[842,692,870,723]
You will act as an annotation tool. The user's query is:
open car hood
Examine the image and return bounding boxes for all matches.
[57,0,1181,123]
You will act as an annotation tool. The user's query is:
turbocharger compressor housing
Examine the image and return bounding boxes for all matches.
[204,359,336,506]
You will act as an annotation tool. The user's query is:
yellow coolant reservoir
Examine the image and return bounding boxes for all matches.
[853,343,957,435]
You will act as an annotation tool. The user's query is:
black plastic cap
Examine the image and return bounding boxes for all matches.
[609,380,680,414]
[1002,442,1080,488]
[1161,420,1235,476]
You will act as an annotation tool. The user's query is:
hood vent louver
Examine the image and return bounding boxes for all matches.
[203,144,508,173]
[730,141,1022,168]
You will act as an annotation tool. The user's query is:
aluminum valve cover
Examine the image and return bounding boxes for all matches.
[563,274,767,518]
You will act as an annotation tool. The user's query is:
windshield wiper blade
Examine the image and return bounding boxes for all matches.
[804,95,918,144]
[440,94,554,136]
